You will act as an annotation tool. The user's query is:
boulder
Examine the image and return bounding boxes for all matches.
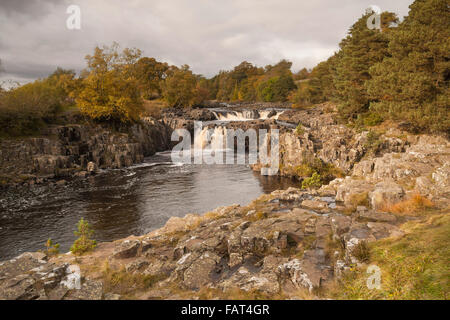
[369,181,404,210]
[113,240,141,259]
[86,161,98,174]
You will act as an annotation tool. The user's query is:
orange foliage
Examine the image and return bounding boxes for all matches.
[382,193,434,215]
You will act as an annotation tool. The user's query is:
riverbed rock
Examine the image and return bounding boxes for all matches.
[113,240,141,259]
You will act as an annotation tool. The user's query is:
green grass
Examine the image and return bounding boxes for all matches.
[329,213,450,300]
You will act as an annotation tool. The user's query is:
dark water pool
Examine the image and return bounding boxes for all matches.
[0,151,299,260]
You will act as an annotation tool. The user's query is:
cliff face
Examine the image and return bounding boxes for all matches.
[275,104,409,177]
[0,118,171,186]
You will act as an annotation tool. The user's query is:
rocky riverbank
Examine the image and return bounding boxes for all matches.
[0,103,448,300]
[0,118,172,188]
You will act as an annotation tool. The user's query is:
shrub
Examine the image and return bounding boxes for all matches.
[70,218,97,255]
[350,241,371,263]
[364,130,382,155]
[44,238,60,256]
[295,123,305,136]
[294,157,344,184]
[382,194,434,215]
[0,79,69,136]
[301,172,322,189]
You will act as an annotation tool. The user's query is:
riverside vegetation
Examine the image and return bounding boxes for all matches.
[0,0,448,300]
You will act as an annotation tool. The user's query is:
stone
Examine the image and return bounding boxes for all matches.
[182,252,220,289]
[367,222,404,239]
[113,240,141,259]
[277,249,332,292]
[301,199,328,211]
[126,258,150,273]
[358,211,397,223]
[369,181,405,210]
[55,180,67,186]
[86,161,98,174]
[330,215,352,237]
[61,265,81,290]
[104,293,121,300]
[64,280,103,300]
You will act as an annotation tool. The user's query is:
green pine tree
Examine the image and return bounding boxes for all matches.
[333,10,398,121]
[366,0,450,134]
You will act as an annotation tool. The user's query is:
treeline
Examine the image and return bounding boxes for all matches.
[203,59,297,102]
[0,43,299,135]
[292,0,449,134]
[0,0,448,136]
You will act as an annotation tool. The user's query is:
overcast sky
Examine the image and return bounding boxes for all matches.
[0,0,414,85]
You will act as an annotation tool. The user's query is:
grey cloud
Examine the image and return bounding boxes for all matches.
[0,0,413,84]
[0,0,66,17]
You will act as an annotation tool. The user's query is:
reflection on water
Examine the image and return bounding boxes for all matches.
[0,152,299,260]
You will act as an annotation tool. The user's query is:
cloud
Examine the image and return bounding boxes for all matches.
[0,0,414,84]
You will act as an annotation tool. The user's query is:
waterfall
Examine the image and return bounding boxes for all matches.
[194,125,229,151]
[211,109,284,121]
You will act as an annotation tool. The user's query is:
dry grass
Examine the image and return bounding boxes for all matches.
[350,241,371,263]
[382,193,434,216]
[347,192,370,211]
[196,287,287,300]
[101,261,167,298]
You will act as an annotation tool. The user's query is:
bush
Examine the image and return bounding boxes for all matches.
[350,241,371,262]
[102,261,167,296]
[348,192,370,208]
[295,123,305,136]
[364,130,382,155]
[301,172,322,189]
[0,79,70,136]
[294,157,344,183]
[44,238,60,256]
[70,218,97,255]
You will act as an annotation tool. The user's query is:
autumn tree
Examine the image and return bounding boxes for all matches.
[161,65,204,107]
[134,57,169,99]
[76,43,143,122]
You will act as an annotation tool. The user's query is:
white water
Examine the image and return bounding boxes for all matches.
[211,109,284,121]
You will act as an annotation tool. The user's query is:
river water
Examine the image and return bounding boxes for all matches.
[0,150,299,260]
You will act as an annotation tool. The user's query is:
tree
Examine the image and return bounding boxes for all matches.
[76,43,143,122]
[134,57,169,99]
[294,68,310,80]
[258,74,296,102]
[70,218,97,255]
[333,10,398,121]
[161,65,201,107]
[367,0,450,134]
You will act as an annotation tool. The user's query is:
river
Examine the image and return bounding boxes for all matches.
[0,150,299,260]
